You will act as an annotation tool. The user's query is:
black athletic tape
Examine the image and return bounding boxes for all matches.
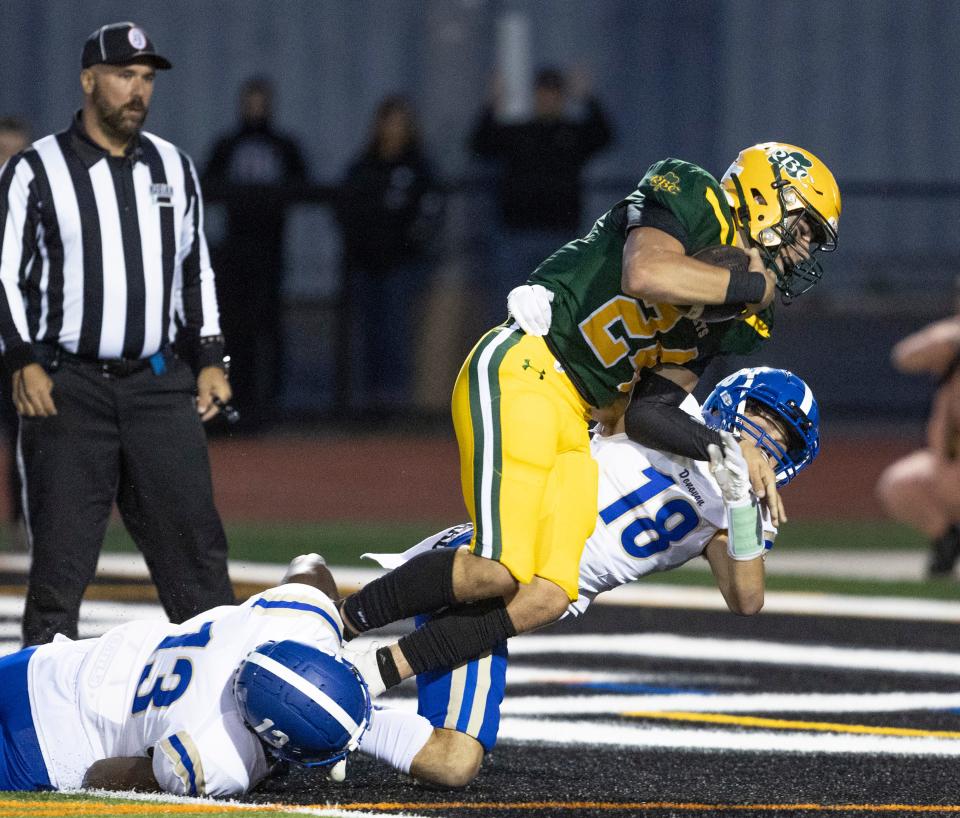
[624,373,724,461]
[397,597,517,677]
[724,270,767,306]
[342,547,458,633]
[375,646,402,689]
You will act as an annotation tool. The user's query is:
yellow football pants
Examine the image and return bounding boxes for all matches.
[451,327,598,600]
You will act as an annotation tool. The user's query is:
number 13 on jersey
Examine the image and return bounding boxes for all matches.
[599,466,699,558]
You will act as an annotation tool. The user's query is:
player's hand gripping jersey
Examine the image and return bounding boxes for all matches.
[529,159,773,407]
[26,584,343,795]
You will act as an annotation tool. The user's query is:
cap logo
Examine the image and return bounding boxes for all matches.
[128,27,147,50]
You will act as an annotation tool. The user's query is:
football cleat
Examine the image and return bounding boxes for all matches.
[234,639,372,767]
[702,366,820,486]
[721,142,840,300]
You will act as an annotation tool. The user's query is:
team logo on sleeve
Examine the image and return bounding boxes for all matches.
[649,172,681,194]
[768,148,813,180]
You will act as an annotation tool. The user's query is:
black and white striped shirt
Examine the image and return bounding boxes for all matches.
[0,115,222,372]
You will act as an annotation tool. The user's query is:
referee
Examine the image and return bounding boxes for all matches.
[0,22,236,645]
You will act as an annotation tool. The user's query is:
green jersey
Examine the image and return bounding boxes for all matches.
[528,158,773,407]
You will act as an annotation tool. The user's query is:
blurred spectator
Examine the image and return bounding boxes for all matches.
[0,116,29,543]
[468,66,613,327]
[335,95,442,414]
[876,296,960,578]
[202,76,308,433]
[0,117,30,166]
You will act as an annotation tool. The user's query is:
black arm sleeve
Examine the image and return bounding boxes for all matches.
[625,201,691,252]
[623,372,723,461]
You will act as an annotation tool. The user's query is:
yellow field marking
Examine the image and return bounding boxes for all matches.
[623,710,960,739]
[327,802,960,813]
[0,802,264,815]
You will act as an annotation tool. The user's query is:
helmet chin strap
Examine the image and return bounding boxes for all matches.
[732,166,804,297]
[728,172,752,229]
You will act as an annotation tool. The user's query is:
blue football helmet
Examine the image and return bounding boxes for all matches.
[234,640,372,767]
[701,366,820,486]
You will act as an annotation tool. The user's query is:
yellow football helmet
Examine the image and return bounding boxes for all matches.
[721,142,840,300]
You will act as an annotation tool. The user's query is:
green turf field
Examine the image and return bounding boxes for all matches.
[92,519,931,567]
[0,790,338,816]
[99,519,446,566]
[86,518,960,601]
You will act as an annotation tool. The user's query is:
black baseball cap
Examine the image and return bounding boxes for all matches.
[81,22,172,70]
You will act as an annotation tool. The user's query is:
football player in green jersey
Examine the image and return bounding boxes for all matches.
[334,143,840,703]
[512,141,840,525]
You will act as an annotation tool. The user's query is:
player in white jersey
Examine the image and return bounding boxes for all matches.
[0,367,818,795]
[356,366,821,779]
[0,556,480,794]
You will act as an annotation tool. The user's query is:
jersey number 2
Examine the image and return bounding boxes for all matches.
[599,466,698,558]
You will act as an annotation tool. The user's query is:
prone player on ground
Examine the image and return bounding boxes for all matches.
[0,556,478,795]
[355,366,821,780]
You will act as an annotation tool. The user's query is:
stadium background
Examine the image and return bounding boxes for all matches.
[3,4,960,816]
[0,1,951,563]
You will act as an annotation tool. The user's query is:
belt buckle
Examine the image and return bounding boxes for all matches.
[99,359,131,378]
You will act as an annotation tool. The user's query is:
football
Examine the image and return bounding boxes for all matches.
[684,244,753,322]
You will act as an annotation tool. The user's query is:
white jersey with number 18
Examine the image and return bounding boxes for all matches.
[368,401,776,617]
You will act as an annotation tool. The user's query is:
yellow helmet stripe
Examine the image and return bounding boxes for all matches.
[703,187,733,245]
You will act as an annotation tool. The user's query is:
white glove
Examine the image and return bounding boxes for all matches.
[707,430,751,504]
[507,284,554,336]
[709,430,765,561]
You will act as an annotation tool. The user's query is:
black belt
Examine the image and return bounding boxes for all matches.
[46,346,171,378]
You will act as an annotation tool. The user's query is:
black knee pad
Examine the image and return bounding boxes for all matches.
[398,597,517,676]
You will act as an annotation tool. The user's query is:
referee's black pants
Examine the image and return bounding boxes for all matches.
[19,353,235,646]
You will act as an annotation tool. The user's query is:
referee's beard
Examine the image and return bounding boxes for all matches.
[91,83,149,145]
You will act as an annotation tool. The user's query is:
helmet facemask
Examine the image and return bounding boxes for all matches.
[722,142,840,304]
[701,367,821,487]
[729,400,810,486]
[755,183,838,302]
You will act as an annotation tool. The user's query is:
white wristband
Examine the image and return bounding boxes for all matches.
[726,496,765,561]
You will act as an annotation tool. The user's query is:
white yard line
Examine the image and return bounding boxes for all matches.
[509,632,960,676]
[2,552,957,622]
[498,690,960,715]
[591,582,960,621]
[79,788,430,817]
[498,717,960,756]
[672,549,931,581]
